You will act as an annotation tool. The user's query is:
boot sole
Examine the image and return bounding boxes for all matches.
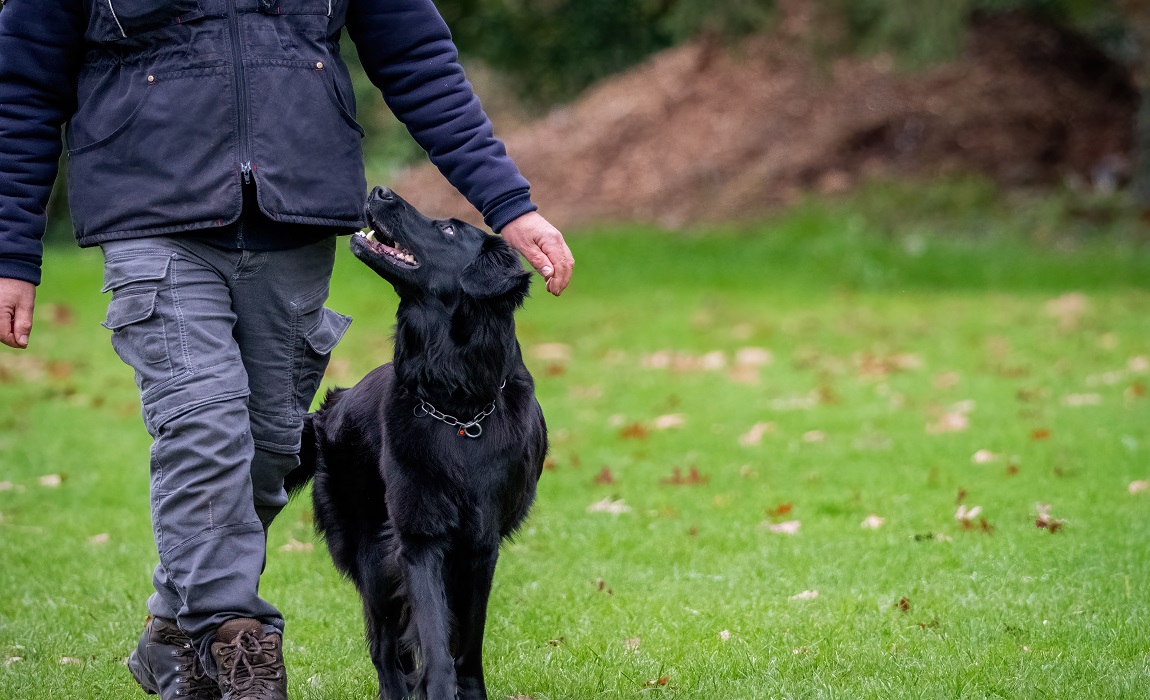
[126,649,160,696]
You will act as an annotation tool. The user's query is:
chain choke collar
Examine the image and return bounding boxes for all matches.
[413,380,506,438]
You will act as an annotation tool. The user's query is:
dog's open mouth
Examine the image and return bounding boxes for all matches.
[355,216,420,269]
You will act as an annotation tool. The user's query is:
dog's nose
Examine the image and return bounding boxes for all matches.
[370,186,395,202]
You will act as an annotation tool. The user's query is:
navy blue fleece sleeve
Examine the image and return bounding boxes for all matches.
[346,0,536,232]
[0,0,84,285]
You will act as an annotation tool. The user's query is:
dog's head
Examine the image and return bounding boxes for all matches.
[351,187,531,306]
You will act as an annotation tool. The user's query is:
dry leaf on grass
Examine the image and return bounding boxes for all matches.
[1045,293,1089,330]
[789,590,818,601]
[765,520,801,535]
[661,467,709,486]
[766,502,793,518]
[1062,393,1102,407]
[1130,356,1149,373]
[618,423,649,440]
[59,657,82,665]
[88,533,110,545]
[531,343,571,362]
[954,505,982,522]
[1034,503,1066,533]
[802,430,826,443]
[623,637,641,652]
[278,538,314,553]
[971,449,998,464]
[861,514,885,529]
[735,347,772,367]
[0,481,13,492]
[592,468,616,485]
[643,677,669,688]
[587,497,631,514]
[739,422,775,446]
[719,629,731,641]
[38,474,63,488]
[1129,480,1149,495]
[653,414,686,430]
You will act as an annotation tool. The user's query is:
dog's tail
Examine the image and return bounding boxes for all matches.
[284,413,319,498]
[284,387,348,497]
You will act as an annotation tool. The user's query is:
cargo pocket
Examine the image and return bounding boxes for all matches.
[247,59,366,222]
[295,307,351,413]
[101,254,178,391]
[68,66,237,238]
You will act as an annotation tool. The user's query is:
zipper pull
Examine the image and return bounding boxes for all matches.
[241,161,253,184]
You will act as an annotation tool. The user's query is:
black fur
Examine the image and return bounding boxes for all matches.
[287,187,547,700]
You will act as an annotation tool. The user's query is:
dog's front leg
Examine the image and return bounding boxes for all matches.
[401,540,457,700]
[452,548,498,700]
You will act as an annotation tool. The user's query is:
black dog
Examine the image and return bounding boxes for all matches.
[286,187,548,699]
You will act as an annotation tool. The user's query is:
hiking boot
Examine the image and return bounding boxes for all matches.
[209,618,287,700]
[128,616,221,699]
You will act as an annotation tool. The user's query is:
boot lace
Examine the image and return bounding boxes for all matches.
[157,628,220,698]
[215,630,282,693]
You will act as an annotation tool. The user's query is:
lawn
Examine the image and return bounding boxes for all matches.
[2,181,1149,698]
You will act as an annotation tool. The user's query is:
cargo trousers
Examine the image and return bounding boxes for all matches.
[99,235,350,662]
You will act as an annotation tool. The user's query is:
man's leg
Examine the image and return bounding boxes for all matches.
[101,238,284,693]
[228,237,348,529]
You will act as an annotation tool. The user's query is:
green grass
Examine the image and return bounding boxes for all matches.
[3,181,1150,698]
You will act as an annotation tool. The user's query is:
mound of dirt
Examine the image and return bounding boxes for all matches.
[395,13,1136,230]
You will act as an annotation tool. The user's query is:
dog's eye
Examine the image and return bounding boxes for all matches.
[441,224,455,237]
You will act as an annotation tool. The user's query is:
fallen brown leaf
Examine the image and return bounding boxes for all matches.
[766,502,793,518]
[643,677,669,688]
[592,468,616,485]
[660,466,709,486]
[619,423,649,440]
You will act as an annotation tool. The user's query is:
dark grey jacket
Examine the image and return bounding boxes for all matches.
[0,0,536,284]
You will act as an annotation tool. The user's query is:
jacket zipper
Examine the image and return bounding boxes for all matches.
[226,0,251,187]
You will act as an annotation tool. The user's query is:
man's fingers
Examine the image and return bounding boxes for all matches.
[0,279,36,349]
[0,306,17,349]
[500,211,573,296]
[540,238,573,295]
[14,302,33,348]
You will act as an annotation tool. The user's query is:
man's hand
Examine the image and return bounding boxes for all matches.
[501,211,574,296]
[0,278,36,350]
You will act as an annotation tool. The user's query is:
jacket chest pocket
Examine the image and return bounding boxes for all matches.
[257,0,333,15]
[91,0,205,41]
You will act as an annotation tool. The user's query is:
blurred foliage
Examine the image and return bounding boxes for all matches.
[433,0,1133,104]
[837,0,1131,67]
[436,0,776,105]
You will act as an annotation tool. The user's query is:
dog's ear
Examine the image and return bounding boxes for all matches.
[460,235,532,304]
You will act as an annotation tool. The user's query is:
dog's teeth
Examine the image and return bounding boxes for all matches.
[366,230,377,242]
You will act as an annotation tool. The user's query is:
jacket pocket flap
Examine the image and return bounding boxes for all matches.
[102,255,171,292]
[102,290,158,330]
[304,307,352,355]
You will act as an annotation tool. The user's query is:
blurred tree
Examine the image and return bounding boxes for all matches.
[436,0,776,105]
[1116,0,1150,212]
